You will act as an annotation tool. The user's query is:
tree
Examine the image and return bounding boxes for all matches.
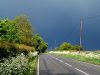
[14,15,33,45]
[32,34,48,53]
[57,42,80,51]
[0,17,35,58]
[0,19,20,43]
[58,42,72,50]
[0,19,20,58]
[72,45,80,51]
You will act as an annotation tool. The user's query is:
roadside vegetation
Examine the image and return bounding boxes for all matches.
[50,42,100,65]
[50,51,100,65]
[0,53,37,75]
[54,42,81,51]
[0,15,48,75]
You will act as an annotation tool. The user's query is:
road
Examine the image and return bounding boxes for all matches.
[38,54,100,75]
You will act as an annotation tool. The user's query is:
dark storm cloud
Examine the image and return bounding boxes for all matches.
[0,0,100,50]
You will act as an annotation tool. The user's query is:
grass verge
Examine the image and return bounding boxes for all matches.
[51,53,100,65]
[25,56,37,75]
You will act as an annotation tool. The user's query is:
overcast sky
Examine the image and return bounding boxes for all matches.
[0,0,100,50]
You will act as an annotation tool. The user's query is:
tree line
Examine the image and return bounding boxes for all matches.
[0,15,48,58]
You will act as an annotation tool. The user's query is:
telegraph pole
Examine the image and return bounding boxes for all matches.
[79,18,83,52]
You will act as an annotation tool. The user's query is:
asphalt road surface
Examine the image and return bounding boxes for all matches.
[38,54,100,75]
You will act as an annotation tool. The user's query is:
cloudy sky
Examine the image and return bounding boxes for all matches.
[0,0,100,50]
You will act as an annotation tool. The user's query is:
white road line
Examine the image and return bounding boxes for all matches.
[49,55,90,75]
[37,55,39,75]
[65,63,72,67]
[49,55,73,66]
[75,68,89,75]
[67,57,100,68]
[58,59,63,62]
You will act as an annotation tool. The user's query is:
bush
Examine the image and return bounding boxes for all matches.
[0,41,13,58]
[15,44,35,53]
[0,41,35,58]
[0,53,37,75]
[57,42,80,51]
[26,55,37,75]
[0,54,28,75]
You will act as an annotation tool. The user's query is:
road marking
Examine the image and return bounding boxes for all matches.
[75,68,89,75]
[37,55,39,75]
[58,59,63,62]
[66,57,100,68]
[65,63,72,67]
[49,55,73,67]
[49,55,90,75]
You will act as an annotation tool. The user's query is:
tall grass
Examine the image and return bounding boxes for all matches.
[26,56,37,75]
[15,44,35,52]
[59,54,100,65]
[0,41,35,58]
[50,51,100,65]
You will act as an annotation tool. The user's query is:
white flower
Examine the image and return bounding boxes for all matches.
[0,54,28,75]
[49,51,100,59]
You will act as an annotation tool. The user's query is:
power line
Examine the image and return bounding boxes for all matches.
[84,14,100,21]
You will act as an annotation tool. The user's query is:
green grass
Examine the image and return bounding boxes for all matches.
[24,56,37,75]
[52,53,100,65]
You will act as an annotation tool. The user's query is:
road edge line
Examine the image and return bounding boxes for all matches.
[37,55,39,75]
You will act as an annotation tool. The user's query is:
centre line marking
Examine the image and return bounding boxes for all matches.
[49,55,90,75]
[65,63,72,67]
[58,59,63,62]
[75,68,89,75]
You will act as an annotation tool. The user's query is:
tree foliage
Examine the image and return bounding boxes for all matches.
[14,15,33,45]
[32,34,48,53]
[0,15,48,58]
[57,42,80,51]
[0,19,20,43]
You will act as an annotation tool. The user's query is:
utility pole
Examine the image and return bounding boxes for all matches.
[79,18,83,53]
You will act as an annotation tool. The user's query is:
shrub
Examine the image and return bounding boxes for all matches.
[0,41,35,58]
[15,44,35,53]
[0,54,28,75]
[0,53,37,75]
[57,42,80,51]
